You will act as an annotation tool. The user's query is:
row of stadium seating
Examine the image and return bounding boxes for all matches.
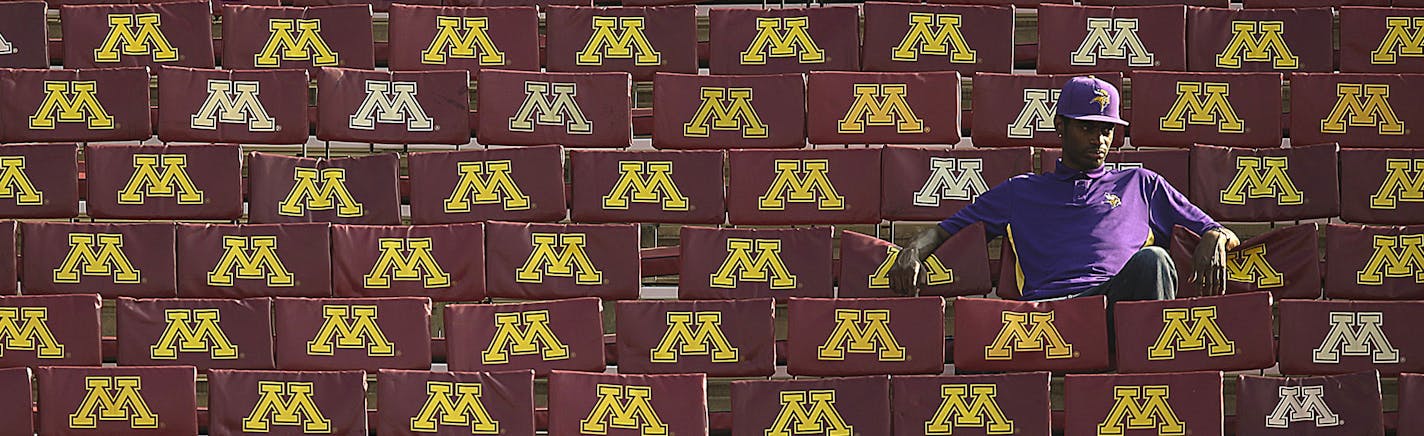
[3,144,1420,225]
[6,66,1423,149]
[4,292,1420,376]
[0,366,1415,435]
[9,1,1424,76]
[2,291,1423,433]
[1,220,1422,300]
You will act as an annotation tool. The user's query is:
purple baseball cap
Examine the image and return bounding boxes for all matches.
[1055,75,1128,126]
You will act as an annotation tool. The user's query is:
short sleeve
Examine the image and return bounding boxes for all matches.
[1146,171,1221,239]
[938,177,1015,239]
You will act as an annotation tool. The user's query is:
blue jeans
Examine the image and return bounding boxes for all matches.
[1073,246,1178,303]
[1064,246,1178,350]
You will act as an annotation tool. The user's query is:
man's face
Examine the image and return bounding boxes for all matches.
[1056,116,1116,171]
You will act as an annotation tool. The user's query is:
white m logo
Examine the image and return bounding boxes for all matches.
[191,80,276,132]
[1265,386,1341,428]
[349,80,433,131]
[0,33,15,55]
[1007,89,1059,139]
[1071,17,1155,67]
[913,157,988,207]
[1313,312,1399,364]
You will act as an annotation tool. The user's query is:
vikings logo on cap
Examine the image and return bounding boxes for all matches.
[1092,89,1111,113]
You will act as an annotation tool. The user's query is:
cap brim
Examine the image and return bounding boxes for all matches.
[1063,113,1130,126]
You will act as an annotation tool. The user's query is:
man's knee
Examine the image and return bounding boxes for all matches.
[1130,246,1173,270]
[1122,246,1177,300]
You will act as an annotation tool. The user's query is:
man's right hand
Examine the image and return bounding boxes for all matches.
[888,247,922,296]
[888,227,952,296]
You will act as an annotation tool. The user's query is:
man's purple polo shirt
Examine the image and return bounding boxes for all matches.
[939,160,1221,300]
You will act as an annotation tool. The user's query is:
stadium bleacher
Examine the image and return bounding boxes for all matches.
[0,0,1422,434]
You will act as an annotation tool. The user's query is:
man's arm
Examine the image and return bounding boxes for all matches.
[1144,171,1241,295]
[886,178,1015,296]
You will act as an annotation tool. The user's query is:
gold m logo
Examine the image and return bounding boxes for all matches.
[1225,243,1284,288]
[482,310,569,364]
[54,233,141,284]
[307,305,395,356]
[69,377,158,429]
[349,81,433,131]
[581,384,668,435]
[870,246,953,289]
[118,154,204,205]
[445,160,530,212]
[603,161,689,211]
[817,309,906,361]
[365,238,450,288]
[766,390,851,436]
[925,384,1013,435]
[1147,307,1234,360]
[0,307,64,358]
[913,157,989,206]
[150,309,238,360]
[255,18,338,67]
[1007,89,1059,139]
[423,16,504,65]
[1160,82,1244,133]
[985,311,1073,360]
[1372,17,1424,64]
[1371,159,1424,209]
[1217,21,1298,69]
[1358,234,1424,285]
[651,311,738,363]
[579,16,660,66]
[684,87,768,138]
[509,81,592,134]
[1321,84,1404,135]
[1314,312,1399,363]
[1220,156,1303,206]
[208,236,293,287]
[30,81,114,129]
[1071,18,1154,67]
[243,381,330,433]
[279,167,364,217]
[838,84,924,134]
[892,13,975,63]
[1266,386,1341,428]
[710,238,797,289]
[516,233,602,285]
[760,159,845,211]
[191,80,276,131]
[410,381,499,434]
[742,17,823,64]
[1098,386,1185,436]
[95,13,177,62]
[0,156,44,205]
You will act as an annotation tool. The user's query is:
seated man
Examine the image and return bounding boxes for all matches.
[889,76,1239,305]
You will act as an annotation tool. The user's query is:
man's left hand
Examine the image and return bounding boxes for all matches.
[1190,227,1241,295]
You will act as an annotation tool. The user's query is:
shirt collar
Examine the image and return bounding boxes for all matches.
[1052,159,1109,180]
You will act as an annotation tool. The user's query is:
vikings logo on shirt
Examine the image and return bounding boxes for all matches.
[1091,89,1112,113]
[1105,193,1121,208]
